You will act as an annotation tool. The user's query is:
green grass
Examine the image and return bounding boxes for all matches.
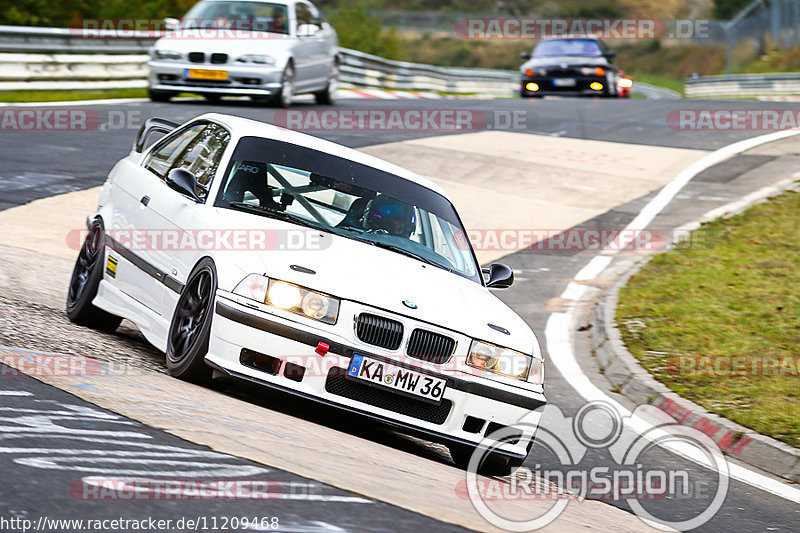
[0,88,148,103]
[629,73,684,95]
[616,189,800,448]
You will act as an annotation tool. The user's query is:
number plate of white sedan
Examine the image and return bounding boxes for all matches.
[347,354,447,403]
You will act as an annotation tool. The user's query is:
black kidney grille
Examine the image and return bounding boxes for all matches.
[355,314,403,350]
[210,53,228,64]
[188,52,205,63]
[325,368,451,425]
[406,329,455,364]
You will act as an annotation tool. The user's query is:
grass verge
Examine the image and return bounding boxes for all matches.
[616,188,800,448]
[0,89,148,103]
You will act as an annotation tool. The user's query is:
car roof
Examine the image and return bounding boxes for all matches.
[201,113,451,199]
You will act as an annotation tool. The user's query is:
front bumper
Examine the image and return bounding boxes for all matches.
[148,60,283,96]
[206,295,546,458]
[521,75,609,96]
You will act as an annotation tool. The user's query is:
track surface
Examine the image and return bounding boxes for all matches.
[1,96,800,532]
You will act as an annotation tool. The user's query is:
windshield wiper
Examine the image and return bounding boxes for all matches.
[227,202,329,231]
[369,241,452,272]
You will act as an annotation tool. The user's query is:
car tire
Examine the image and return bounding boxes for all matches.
[272,63,295,108]
[314,63,338,105]
[66,219,123,333]
[448,443,526,477]
[148,89,173,102]
[166,257,217,383]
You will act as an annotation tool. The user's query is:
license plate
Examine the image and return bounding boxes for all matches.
[185,69,228,80]
[347,354,447,403]
[553,78,576,87]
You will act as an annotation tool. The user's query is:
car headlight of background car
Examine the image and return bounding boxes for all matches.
[533,67,548,76]
[467,339,544,384]
[236,54,276,65]
[152,49,183,60]
[581,66,606,76]
[233,274,340,324]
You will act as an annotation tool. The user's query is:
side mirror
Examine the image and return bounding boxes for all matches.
[164,17,181,31]
[484,263,514,289]
[520,51,532,60]
[167,168,202,202]
[604,50,616,60]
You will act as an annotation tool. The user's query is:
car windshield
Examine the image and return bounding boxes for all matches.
[533,39,603,57]
[182,1,289,34]
[215,137,481,283]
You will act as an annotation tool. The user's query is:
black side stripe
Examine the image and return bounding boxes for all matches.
[104,233,185,294]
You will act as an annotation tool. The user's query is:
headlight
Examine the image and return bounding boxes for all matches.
[267,280,301,310]
[467,340,536,381]
[233,276,340,324]
[152,50,182,60]
[528,357,544,385]
[237,54,276,65]
[232,273,269,302]
[581,66,606,76]
[533,68,547,76]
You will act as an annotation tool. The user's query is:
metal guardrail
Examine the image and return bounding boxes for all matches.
[686,72,800,98]
[0,24,677,99]
[0,24,160,54]
[338,48,517,96]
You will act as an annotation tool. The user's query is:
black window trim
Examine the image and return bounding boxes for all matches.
[141,119,233,204]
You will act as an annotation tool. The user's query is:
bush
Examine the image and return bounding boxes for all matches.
[328,0,400,59]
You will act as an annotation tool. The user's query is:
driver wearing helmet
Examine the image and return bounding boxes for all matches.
[360,194,416,238]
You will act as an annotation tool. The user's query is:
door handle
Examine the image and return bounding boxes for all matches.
[140,195,150,206]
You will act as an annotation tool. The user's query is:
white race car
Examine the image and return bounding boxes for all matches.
[66,113,546,473]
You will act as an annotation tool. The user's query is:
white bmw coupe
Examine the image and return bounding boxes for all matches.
[66,113,546,473]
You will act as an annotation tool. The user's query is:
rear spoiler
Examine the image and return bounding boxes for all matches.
[133,117,180,153]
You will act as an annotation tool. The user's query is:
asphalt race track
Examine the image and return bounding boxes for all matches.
[1,95,799,532]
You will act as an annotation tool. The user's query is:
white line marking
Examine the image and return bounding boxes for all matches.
[545,127,800,504]
[0,98,149,107]
[0,391,32,396]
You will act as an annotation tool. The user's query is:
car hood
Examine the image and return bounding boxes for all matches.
[521,55,610,71]
[274,235,536,353]
[153,30,295,57]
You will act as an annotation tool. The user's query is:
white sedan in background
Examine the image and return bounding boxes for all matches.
[66,113,546,474]
[148,0,338,106]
